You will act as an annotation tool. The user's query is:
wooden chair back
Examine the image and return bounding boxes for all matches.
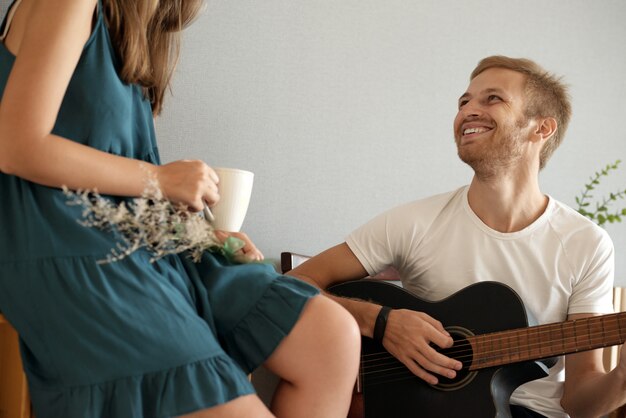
[280,251,401,281]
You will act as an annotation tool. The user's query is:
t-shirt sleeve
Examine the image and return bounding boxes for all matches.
[568,228,615,315]
[346,189,461,278]
[346,210,394,276]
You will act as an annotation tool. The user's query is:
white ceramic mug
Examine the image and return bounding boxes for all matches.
[209,167,254,232]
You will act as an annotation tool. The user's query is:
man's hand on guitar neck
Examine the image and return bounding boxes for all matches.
[382,308,463,385]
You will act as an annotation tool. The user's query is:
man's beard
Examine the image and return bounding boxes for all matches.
[457,117,529,180]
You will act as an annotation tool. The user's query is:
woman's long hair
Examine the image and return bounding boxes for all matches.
[102,0,204,115]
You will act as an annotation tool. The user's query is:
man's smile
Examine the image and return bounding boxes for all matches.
[463,127,490,135]
[458,123,493,144]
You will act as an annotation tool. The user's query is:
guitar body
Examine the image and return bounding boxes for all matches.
[329,280,553,418]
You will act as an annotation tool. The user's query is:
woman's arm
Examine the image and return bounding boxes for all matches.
[0,0,218,210]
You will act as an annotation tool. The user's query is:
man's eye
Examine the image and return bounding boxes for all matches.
[488,95,502,102]
[458,100,468,108]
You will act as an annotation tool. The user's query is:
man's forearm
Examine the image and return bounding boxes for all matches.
[324,292,382,338]
[562,367,626,417]
[290,272,381,337]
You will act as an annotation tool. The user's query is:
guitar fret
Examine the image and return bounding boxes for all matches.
[589,318,597,347]
[522,329,530,361]
[575,319,590,351]
[501,329,510,365]
[552,322,566,355]
[600,316,608,346]
[476,334,486,366]
[526,326,542,360]
[474,334,490,367]
[589,316,603,347]
[511,330,522,362]
[496,332,503,365]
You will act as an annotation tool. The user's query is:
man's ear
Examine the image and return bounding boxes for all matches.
[533,117,557,142]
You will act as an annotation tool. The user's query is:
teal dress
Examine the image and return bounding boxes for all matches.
[0,2,318,417]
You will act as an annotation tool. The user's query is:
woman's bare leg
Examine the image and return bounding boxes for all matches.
[179,295,359,418]
[264,295,361,418]
[178,394,274,418]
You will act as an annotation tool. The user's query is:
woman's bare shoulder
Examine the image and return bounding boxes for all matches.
[5,0,97,56]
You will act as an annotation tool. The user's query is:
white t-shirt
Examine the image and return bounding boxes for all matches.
[346,185,615,417]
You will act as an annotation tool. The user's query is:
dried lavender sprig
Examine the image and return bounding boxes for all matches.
[63,179,221,263]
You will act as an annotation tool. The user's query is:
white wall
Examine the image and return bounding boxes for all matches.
[2,0,625,407]
[156,0,626,285]
[3,0,622,282]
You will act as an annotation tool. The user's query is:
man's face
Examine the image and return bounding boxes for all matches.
[453,67,535,174]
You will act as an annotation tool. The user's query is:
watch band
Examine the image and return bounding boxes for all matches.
[373,305,392,343]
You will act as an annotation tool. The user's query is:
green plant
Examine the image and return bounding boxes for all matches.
[575,160,626,227]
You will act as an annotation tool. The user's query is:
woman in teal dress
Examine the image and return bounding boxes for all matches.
[0,1,360,417]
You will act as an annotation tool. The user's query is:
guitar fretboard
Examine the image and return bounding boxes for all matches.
[469,312,626,370]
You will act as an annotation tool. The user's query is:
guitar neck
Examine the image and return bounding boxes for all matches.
[469,311,626,370]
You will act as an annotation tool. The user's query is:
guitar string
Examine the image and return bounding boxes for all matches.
[357,362,443,387]
[356,327,626,387]
[360,315,625,362]
[363,372,417,387]
[359,332,625,372]
[357,326,625,374]
[359,335,622,368]
[358,343,623,382]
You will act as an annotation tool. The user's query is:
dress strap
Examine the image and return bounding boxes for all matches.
[1,0,101,43]
[0,0,22,42]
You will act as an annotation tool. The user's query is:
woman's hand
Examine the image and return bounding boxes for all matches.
[155,160,219,211]
[215,230,264,262]
[155,161,264,262]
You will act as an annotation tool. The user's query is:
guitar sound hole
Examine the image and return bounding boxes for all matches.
[433,326,477,391]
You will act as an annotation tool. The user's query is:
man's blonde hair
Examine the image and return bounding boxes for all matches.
[471,56,572,170]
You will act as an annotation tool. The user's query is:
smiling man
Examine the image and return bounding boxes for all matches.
[291,56,626,417]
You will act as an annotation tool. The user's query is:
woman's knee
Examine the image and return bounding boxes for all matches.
[313,295,361,354]
[265,294,360,382]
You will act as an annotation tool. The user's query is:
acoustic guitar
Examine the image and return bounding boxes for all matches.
[329,280,625,418]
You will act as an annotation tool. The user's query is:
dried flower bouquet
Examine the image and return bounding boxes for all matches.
[63,180,246,264]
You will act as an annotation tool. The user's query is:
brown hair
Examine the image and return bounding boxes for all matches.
[470,56,572,170]
[103,0,204,115]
